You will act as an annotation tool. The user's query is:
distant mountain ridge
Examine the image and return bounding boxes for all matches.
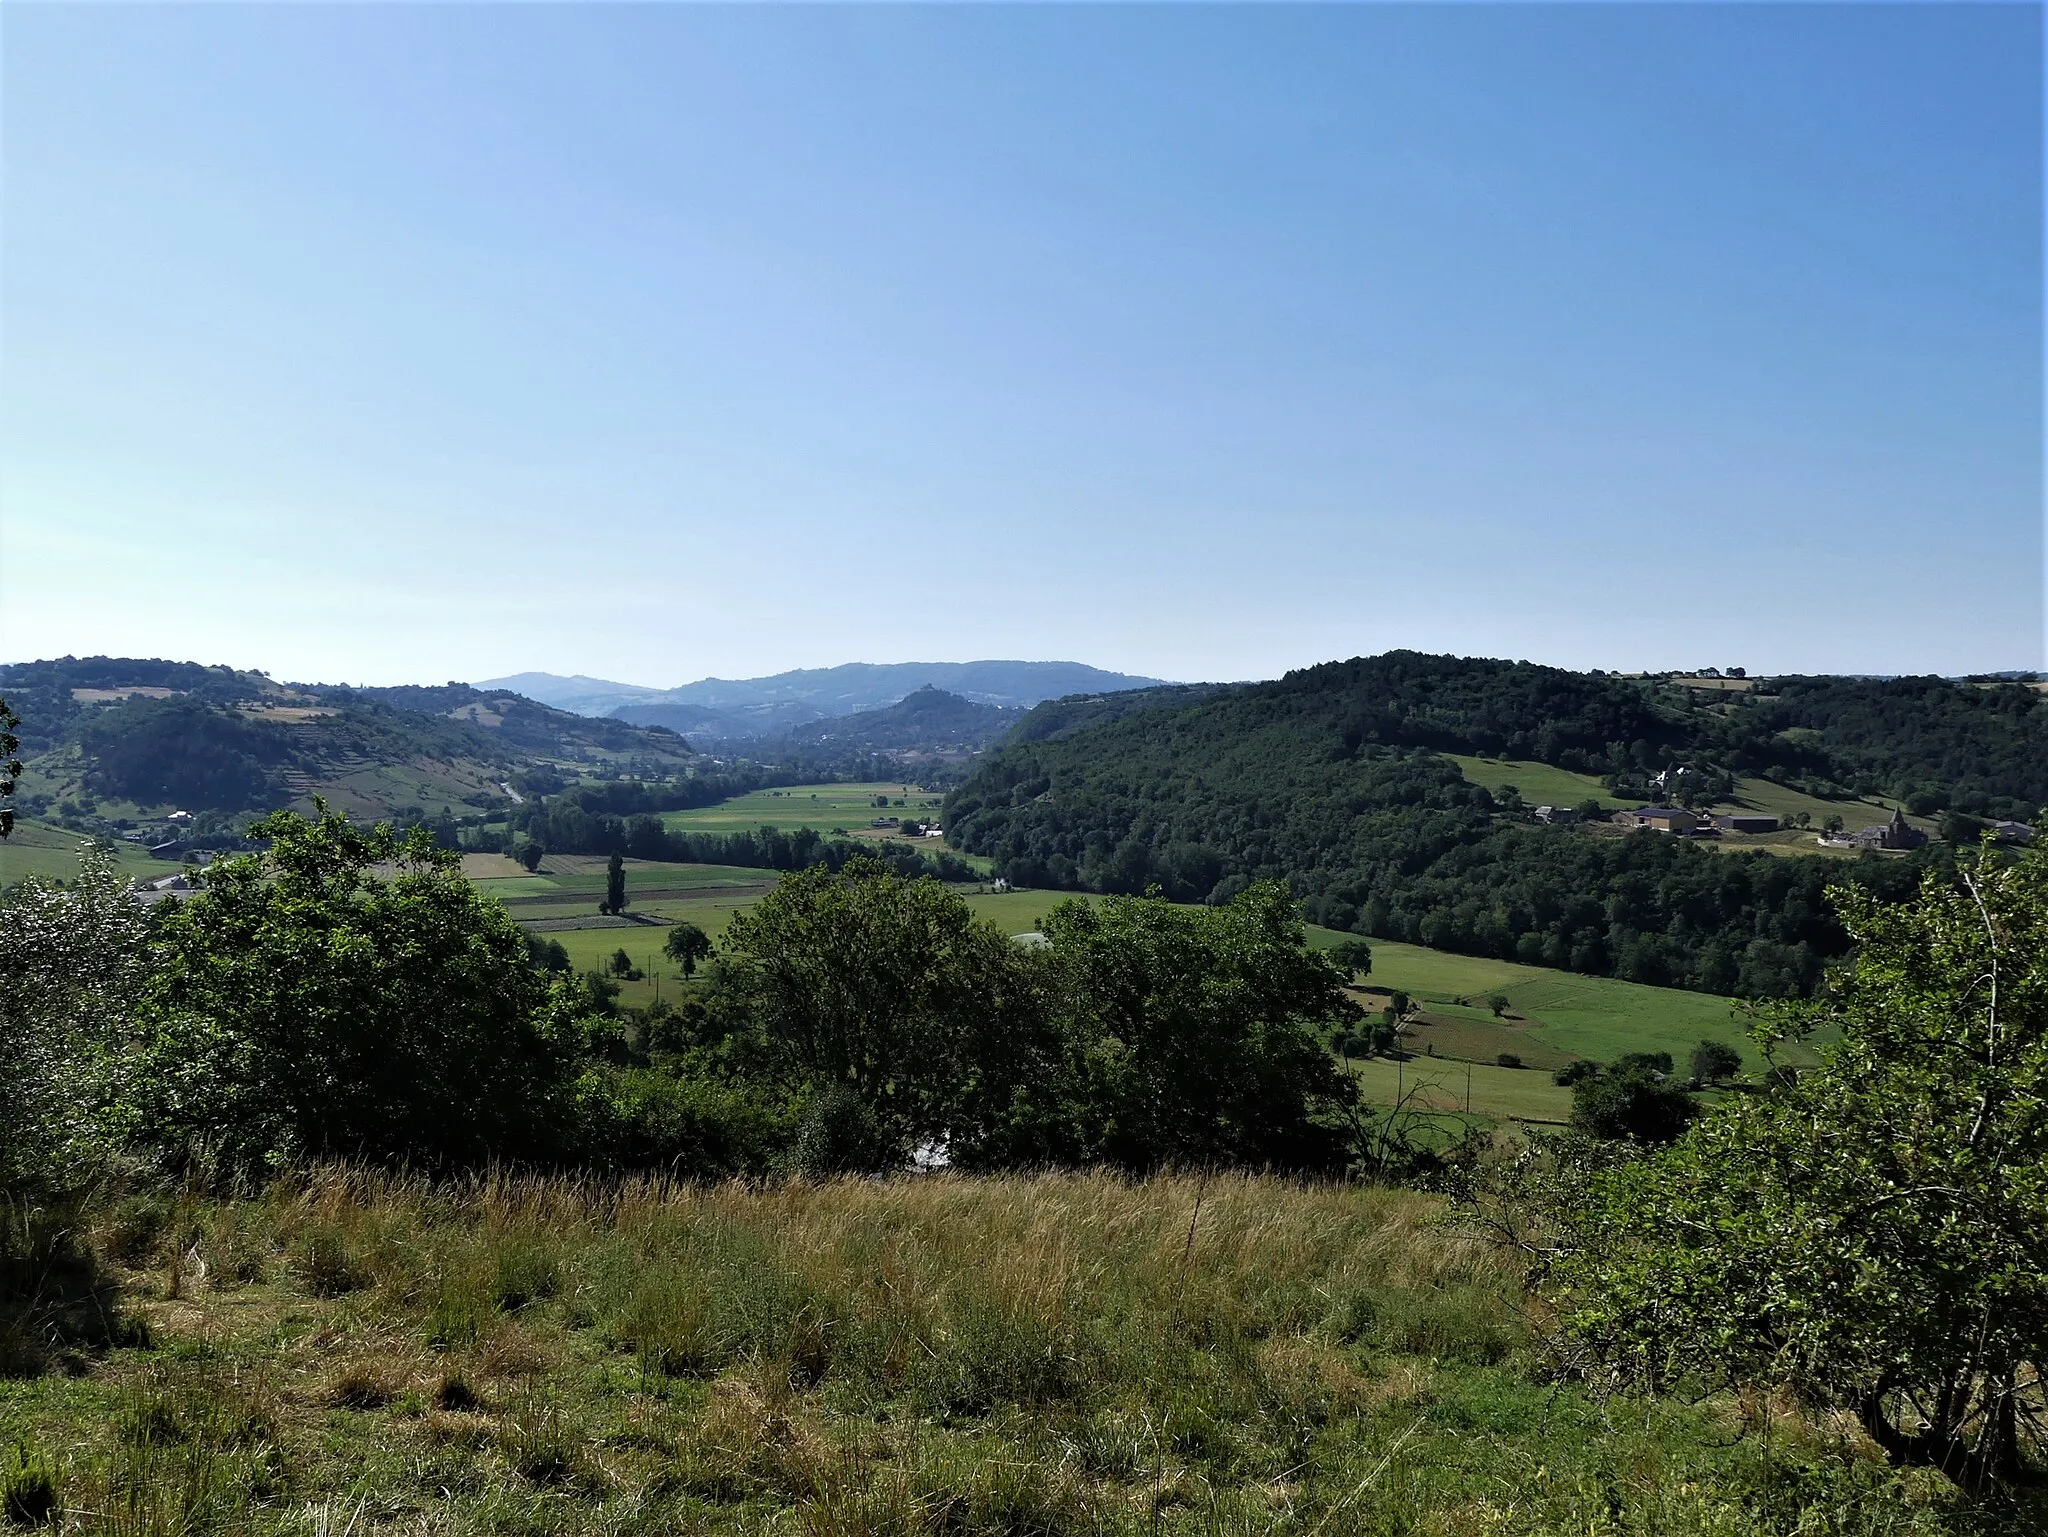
[484,660,1172,739]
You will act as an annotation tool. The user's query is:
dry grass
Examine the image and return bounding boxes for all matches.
[0,1169,2024,1535]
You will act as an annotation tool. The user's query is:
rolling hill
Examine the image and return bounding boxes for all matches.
[493,660,1172,738]
[943,652,2044,998]
[0,658,698,839]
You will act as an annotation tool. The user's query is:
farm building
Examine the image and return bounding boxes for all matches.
[1533,806,1582,825]
[1991,820,2036,844]
[1851,808,1927,851]
[1614,806,1700,833]
[1713,813,1779,833]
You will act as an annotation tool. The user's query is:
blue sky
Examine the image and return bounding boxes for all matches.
[2,4,2039,686]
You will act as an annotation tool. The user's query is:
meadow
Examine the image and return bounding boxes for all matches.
[1442,755,1626,810]
[1304,931,1750,1069]
[1,1169,1996,1537]
[660,783,946,835]
[0,817,185,886]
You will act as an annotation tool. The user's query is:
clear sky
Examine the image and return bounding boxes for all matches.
[2,3,2039,687]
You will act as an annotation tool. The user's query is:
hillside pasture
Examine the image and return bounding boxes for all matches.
[1348,1053,1574,1124]
[1443,754,1634,809]
[0,817,187,885]
[661,781,943,835]
[1307,928,1755,1071]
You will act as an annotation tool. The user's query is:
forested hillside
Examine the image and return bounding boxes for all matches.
[783,686,1020,752]
[0,658,698,831]
[943,653,2031,996]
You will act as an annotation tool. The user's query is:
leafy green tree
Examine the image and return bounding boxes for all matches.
[1488,993,1510,1018]
[1568,1054,1695,1142]
[1329,939,1374,979]
[605,850,627,914]
[713,856,1039,1167]
[0,846,150,1191]
[517,839,544,873]
[1032,882,1357,1172]
[1546,841,2048,1485]
[663,920,712,978]
[128,805,582,1171]
[1687,1038,1742,1085]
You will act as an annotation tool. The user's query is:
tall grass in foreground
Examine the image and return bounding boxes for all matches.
[0,1170,2032,1535]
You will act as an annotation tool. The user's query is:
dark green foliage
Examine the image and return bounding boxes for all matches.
[131,805,581,1170]
[713,857,1041,1164]
[0,694,18,839]
[524,934,570,972]
[0,1192,137,1375]
[1,1447,57,1527]
[511,798,981,883]
[1716,675,2048,821]
[1329,939,1373,978]
[789,1081,895,1176]
[947,651,1951,996]
[1020,883,1359,1172]
[662,920,711,978]
[1497,1053,1523,1069]
[579,1065,790,1176]
[604,850,627,914]
[1688,1038,1743,1084]
[1545,841,2048,1486]
[80,697,288,812]
[1569,1055,1696,1142]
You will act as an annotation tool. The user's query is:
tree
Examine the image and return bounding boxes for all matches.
[713,856,1040,1167]
[517,839,544,873]
[1545,840,2048,1485]
[0,693,19,838]
[1687,1038,1742,1085]
[0,846,150,1191]
[1329,939,1373,980]
[663,920,712,978]
[1488,993,1510,1018]
[128,805,581,1171]
[1031,882,1357,1172]
[608,947,636,979]
[1567,1054,1695,1143]
[605,850,627,915]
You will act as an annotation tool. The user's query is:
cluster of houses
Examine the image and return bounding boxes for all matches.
[114,808,197,859]
[1591,802,2036,852]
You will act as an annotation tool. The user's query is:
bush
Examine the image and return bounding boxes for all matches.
[1569,1062,1696,1143]
[130,807,582,1171]
[1496,1053,1523,1069]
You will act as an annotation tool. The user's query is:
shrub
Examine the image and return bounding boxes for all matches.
[1496,1053,1523,1069]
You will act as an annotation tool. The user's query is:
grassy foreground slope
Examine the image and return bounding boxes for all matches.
[1,1171,1996,1536]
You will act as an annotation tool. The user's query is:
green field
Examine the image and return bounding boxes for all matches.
[1305,928,1752,1069]
[660,781,945,834]
[1444,754,1633,809]
[1349,1053,1574,1124]
[0,817,187,885]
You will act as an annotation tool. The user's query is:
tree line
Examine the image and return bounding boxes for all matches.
[493,794,980,883]
[946,716,1936,998]
[2,809,1359,1186]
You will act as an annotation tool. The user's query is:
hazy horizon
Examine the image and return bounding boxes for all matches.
[4,5,2040,684]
